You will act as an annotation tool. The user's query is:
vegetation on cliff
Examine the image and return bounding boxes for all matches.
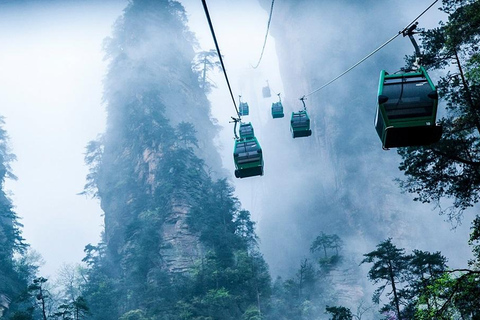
[78,1,270,319]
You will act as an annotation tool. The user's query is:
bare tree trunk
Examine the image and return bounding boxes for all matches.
[388,263,402,320]
[39,288,47,320]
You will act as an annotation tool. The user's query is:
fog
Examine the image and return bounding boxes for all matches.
[181,0,474,284]
[0,0,475,303]
[0,0,127,276]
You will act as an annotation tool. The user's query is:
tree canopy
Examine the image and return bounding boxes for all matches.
[397,0,480,221]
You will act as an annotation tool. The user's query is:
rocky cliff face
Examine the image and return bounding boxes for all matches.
[254,0,470,307]
[255,0,411,268]
[160,200,204,273]
[89,0,220,276]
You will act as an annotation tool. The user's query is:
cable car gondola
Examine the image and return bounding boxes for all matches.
[234,137,264,178]
[238,95,249,116]
[291,111,312,138]
[375,67,442,148]
[272,102,284,118]
[271,93,284,118]
[290,97,312,138]
[239,102,249,116]
[262,80,271,98]
[375,23,442,149]
[232,119,263,178]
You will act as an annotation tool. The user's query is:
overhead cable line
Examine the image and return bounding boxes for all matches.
[301,0,439,99]
[201,0,240,118]
[252,0,275,69]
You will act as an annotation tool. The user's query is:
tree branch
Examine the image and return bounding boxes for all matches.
[444,268,480,274]
[430,148,480,166]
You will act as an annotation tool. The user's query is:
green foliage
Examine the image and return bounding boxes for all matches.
[51,296,89,320]
[394,1,480,316]
[361,239,410,318]
[0,116,17,183]
[192,50,222,93]
[188,179,260,265]
[414,271,480,319]
[81,138,104,198]
[397,0,480,221]
[29,277,50,320]
[265,233,347,320]
[0,117,35,319]
[0,115,25,260]
[119,309,151,320]
[310,232,344,271]
[8,311,34,320]
[242,306,263,320]
[176,122,199,148]
[311,232,343,258]
[360,239,480,320]
[325,306,353,320]
[185,249,270,320]
[80,1,270,319]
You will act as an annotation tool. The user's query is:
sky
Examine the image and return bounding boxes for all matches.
[0,0,472,282]
[0,0,127,277]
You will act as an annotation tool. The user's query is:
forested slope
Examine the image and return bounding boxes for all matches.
[0,117,32,318]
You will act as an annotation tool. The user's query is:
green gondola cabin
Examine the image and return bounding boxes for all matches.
[239,102,249,116]
[290,110,312,138]
[233,137,264,178]
[375,66,442,149]
[271,101,284,118]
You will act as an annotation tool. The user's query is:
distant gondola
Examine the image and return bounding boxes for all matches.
[271,93,284,118]
[272,102,284,118]
[239,101,249,116]
[262,80,271,98]
[375,66,442,149]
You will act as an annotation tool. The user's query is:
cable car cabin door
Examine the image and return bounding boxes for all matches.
[375,67,442,148]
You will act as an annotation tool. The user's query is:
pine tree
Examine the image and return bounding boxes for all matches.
[394,1,480,316]
[397,0,480,221]
[361,239,410,320]
[0,116,33,318]
[192,49,221,93]
[325,306,353,320]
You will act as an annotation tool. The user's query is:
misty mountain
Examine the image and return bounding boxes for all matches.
[79,1,270,319]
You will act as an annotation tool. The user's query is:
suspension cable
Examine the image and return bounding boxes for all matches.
[252,0,275,69]
[301,0,439,99]
[201,0,240,118]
